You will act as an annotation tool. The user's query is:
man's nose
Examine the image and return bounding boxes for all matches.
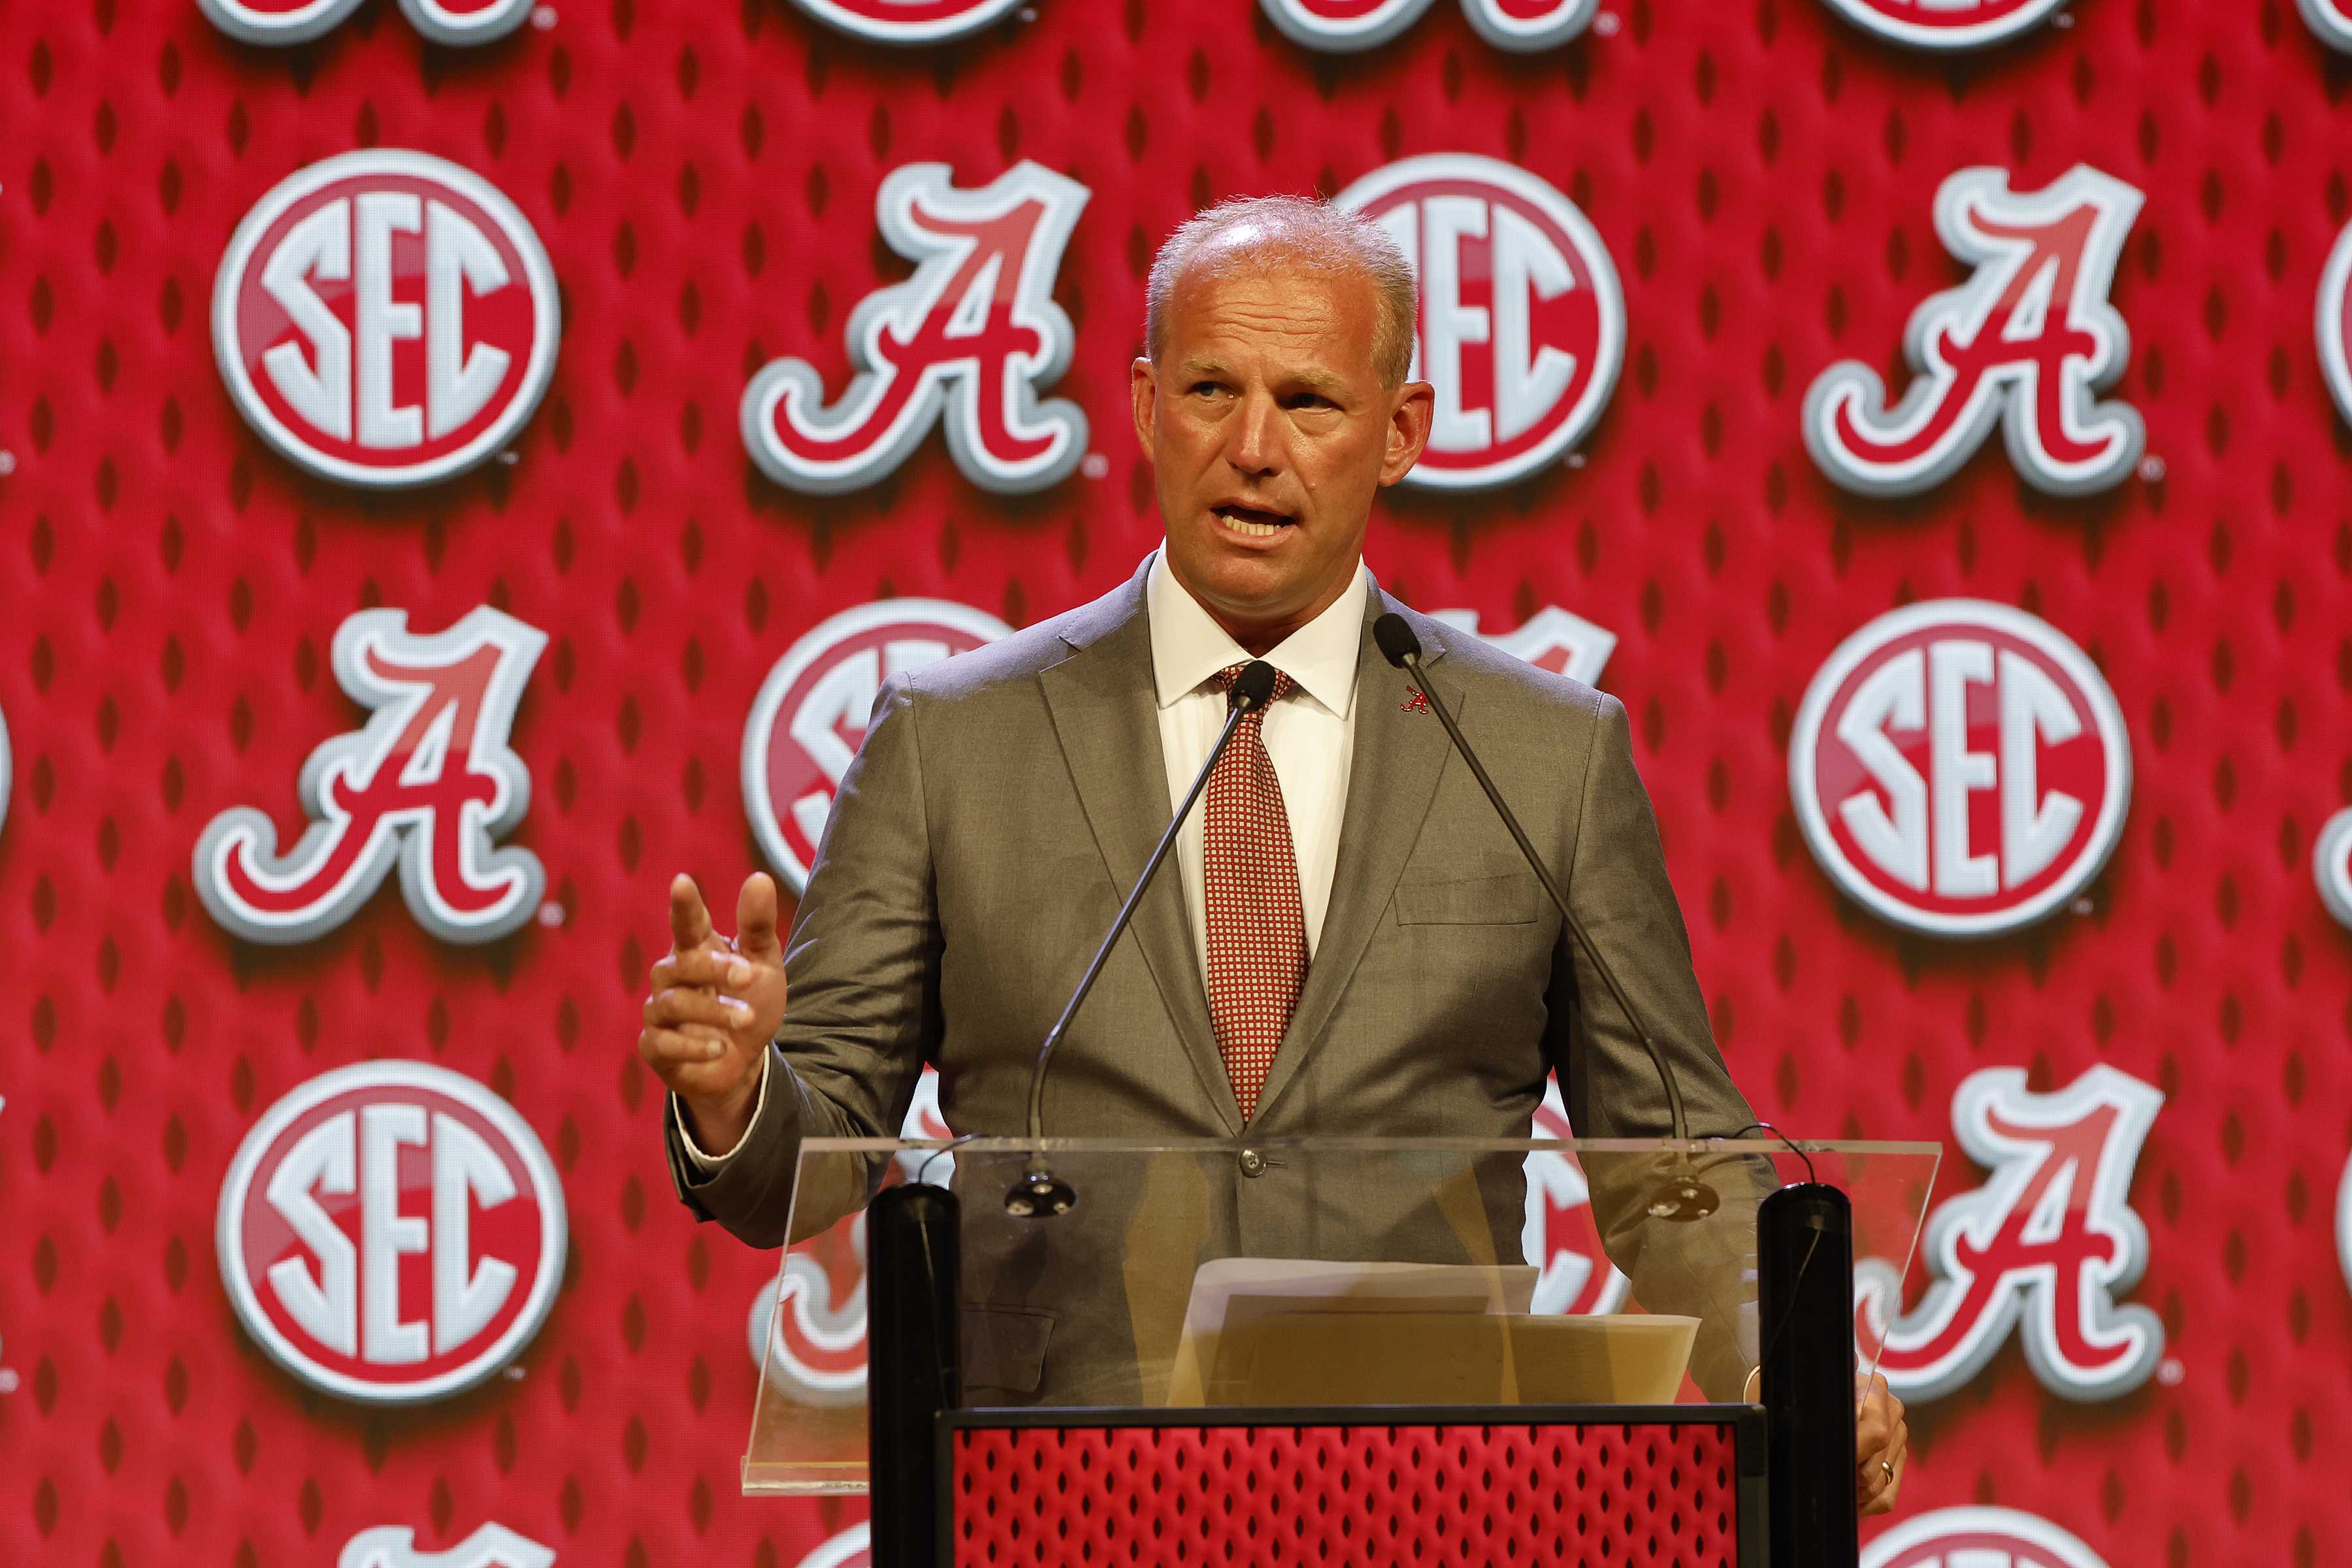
[1222,391,1284,478]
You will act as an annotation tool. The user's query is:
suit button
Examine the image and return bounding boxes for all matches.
[1238,1149,1267,1178]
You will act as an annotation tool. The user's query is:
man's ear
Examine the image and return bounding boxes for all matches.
[1378,380,1436,487]
[1130,357,1159,465]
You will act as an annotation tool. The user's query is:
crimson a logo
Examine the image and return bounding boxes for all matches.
[741,161,1090,495]
[214,151,560,489]
[1790,600,2129,939]
[1819,0,2072,52]
[1260,0,1597,53]
[1855,1065,2164,1405]
[1337,155,1625,492]
[1862,1507,2111,1568]
[1804,165,2144,498]
[193,606,547,946]
[198,0,536,47]
[218,1062,567,1405]
[2302,0,2352,51]
[338,1524,556,1568]
[788,0,1024,44]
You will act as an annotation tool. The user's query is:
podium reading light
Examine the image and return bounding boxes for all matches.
[1006,659,1282,1218]
[1373,613,1718,1222]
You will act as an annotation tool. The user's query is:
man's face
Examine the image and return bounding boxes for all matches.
[1132,253,1433,651]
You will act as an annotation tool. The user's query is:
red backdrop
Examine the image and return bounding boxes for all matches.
[3,1,2348,1564]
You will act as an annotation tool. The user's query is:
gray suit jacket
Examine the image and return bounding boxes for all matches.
[668,558,1759,1399]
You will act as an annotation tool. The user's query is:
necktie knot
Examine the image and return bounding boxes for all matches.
[1213,662,1295,709]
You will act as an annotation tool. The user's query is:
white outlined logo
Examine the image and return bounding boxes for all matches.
[1791,600,2129,939]
[199,0,536,48]
[1863,1507,2110,1568]
[219,1062,566,1406]
[742,161,1090,495]
[2338,1148,2352,1301]
[339,1524,556,1568]
[787,0,1025,44]
[1856,1065,2164,1405]
[1804,165,2144,498]
[1338,155,1624,491]
[2315,806,2352,932]
[744,600,1011,894]
[1432,605,1617,687]
[2302,0,2352,52]
[2315,218,2352,434]
[1523,1077,1631,1315]
[214,150,560,489]
[195,607,547,946]
[1260,0,1598,52]
[1819,0,2072,52]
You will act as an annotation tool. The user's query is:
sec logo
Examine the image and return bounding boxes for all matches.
[789,0,1024,44]
[217,1061,566,1405]
[2317,218,2352,434]
[745,600,1011,894]
[1820,0,2072,51]
[199,0,535,48]
[213,150,560,489]
[1337,154,1624,492]
[1791,601,2129,938]
[1863,1506,2110,1568]
[2300,0,2352,51]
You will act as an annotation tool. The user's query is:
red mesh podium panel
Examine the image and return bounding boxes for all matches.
[949,1420,1744,1567]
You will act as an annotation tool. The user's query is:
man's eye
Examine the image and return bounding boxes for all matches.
[1190,382,1225,397]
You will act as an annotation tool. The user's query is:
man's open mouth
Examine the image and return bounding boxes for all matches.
[1213,503,1294,538]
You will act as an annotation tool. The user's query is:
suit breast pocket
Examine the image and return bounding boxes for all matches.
[1391,870,1543,926]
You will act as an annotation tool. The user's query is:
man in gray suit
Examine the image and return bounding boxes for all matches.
[640,197,1908,1509]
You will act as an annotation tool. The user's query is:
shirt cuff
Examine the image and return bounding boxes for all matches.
[673,1051,772,1169]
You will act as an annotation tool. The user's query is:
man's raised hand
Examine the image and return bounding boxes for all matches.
[638,872,790,1154]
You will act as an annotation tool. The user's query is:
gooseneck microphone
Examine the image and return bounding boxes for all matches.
[1373,612,1718,1222]
[1005,659,1282,1218]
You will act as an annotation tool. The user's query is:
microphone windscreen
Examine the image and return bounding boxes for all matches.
[1231,660,1279,711]
[1373,613,1422,669]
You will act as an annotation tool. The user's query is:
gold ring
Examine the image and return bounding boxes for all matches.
[1880,1460,1895,1483]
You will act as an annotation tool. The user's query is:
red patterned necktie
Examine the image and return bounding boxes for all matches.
[1203,662,1307,1122]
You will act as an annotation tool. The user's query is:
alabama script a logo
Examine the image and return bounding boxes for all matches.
[1805,165,2146,498]
[741,161,1090,495]
[339,1524,555,1568]
[1856,1065,2164,1404]
[194,607,547,946]
[789,0,1024,44]
[1262,0,1597,53]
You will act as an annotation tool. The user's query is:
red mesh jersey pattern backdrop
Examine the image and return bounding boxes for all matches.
[2,1,2349,1565]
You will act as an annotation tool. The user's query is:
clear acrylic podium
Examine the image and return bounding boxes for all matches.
[743,1135,1938,1567]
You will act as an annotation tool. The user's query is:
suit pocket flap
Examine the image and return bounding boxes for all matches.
[1392,871,1542,926]
[961,1303,1055,1396]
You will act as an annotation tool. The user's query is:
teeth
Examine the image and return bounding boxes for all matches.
[1218,510,1285,538]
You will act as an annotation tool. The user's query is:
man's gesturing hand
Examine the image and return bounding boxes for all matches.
[639,872,790,1154]
[1855,1369,1908,1516]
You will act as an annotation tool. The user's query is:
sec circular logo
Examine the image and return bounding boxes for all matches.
[1863,1507,2110,1568]
[789,0,1025,44]
[198,0,534,46]
[217,1061,567,1405]
[213,150,561,489]
[1820,0,2072,52]
[745,600,1011,895]
[1337,154,1624,492]
[2317,219,2352,435]
[1791,601,2129,939]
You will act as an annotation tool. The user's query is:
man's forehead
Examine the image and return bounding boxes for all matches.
[1162,261,1379,376]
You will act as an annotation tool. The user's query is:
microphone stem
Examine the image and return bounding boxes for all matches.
[1025,699,1254,1145]
[1401,652,1693,1149]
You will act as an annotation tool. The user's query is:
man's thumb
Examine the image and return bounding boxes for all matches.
[736,872,785,963]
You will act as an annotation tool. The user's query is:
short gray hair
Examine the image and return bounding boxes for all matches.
[1145,195,1420,387]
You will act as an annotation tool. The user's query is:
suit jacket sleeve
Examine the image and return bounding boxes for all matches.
[1546,691,1764,1399]
[661,673,941,1249]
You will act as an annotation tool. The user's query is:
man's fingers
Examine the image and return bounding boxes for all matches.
[651,947,756,992]
[736,872,783,964]
[639,1024,730,1067]
[669,874,716,952]
[644,987,754,1034]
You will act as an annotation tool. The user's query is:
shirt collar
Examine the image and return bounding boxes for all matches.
[1145,545,1367,721]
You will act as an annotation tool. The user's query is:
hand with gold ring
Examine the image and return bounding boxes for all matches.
[1855,1370,1908,1516]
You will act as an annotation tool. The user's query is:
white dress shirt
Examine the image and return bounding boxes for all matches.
[1146,546,1367,981]
[681,547,1370,1165]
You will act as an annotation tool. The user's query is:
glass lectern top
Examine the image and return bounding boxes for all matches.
[742,1135,1939,1495]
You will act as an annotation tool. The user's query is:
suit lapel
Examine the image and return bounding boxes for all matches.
[1037,564,1243,1134]
[1253,589,1464,1122]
